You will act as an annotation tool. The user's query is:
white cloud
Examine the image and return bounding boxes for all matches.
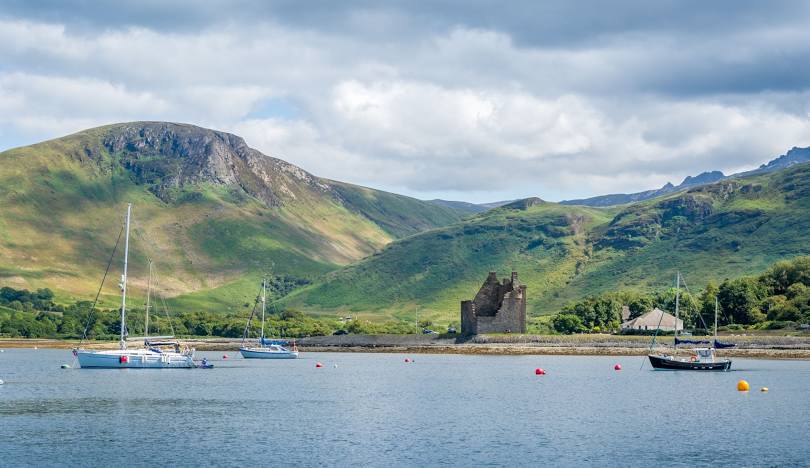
[0,9,809,202]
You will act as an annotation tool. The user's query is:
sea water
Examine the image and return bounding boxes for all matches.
[1,349,809,467]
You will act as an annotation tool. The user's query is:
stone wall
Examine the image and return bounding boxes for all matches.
[461,271,527,335]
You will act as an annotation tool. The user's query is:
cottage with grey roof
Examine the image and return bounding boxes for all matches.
[621,307,683,332]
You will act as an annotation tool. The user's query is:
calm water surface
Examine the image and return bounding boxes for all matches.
[1,349,809,467]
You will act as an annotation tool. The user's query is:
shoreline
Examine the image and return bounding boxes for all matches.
[4,335,810,359]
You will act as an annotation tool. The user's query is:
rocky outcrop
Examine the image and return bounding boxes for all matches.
[99,122,332,206]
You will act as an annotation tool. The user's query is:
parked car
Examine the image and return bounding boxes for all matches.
[447,327,457,334]
[333,329,349,335]
[422,329,438,335]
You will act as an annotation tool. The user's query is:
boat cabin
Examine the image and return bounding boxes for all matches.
[692,348,716,363]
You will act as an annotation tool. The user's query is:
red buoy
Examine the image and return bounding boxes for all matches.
[120,355,128,364]
[316,362,323,368]
[223,354,228,360]
[614,364,622,371]
[535,368,545,375]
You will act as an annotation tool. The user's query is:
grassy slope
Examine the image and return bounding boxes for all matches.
[0,124,464,310]
[289,164,810,324]
[284,202,614,323]
[548,165,810,310]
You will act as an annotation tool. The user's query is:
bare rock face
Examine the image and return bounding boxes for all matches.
[100,122,330,206]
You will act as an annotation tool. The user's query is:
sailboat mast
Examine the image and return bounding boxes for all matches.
[119,203,131,350]
[145,259,152,336]
[674,271,680,348]
[714,297,719,342]
[260,278,266,341]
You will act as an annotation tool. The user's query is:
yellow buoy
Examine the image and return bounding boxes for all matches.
[737,380,750,392]
[761,387,769,392]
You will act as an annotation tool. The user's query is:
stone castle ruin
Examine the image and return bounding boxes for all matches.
[461,271,527,335]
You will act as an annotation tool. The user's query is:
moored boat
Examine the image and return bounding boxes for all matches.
[239,343,299,359]
[73,204,195,369]
[648,273,732,372]
[648,348,731,371]
[76,347,195,368]
[239,277,299,359]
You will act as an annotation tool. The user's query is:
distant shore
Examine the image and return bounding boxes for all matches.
[4,334,810,359]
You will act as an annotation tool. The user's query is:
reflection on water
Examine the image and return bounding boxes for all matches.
[1,349,810,467]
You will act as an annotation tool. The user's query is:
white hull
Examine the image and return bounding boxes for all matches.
[240,347,299,359]
[76,349,196,368]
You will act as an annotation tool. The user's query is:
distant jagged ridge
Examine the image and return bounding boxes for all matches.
[561,171,726,207]
[561,146,810,207]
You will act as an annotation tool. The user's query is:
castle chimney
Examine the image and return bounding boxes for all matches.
[511,271,518,283]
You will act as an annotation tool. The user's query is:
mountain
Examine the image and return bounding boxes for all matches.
[561,147,810,207]
[478,200,517,209]
[284,198,613,321]
[737,146,810,176]
[425,199,516,213]
[425,199,487,214]
[561,171,726,207]
[0,122,464,309]
[287,161,810,323]
[679,170,726,187]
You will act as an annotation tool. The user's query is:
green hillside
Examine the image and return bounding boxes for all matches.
[0,122,464,309]
[284,198,615,322]
[288,165,810,324]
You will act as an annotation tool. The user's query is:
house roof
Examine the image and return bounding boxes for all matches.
[621,307,683,329]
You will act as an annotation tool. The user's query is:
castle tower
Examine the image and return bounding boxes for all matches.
[460,271,527,335]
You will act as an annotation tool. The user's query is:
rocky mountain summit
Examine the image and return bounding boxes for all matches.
[99,122,333,206]
[0,122,464,302]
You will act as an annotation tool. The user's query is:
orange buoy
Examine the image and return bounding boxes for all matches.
[614,364,622,371]
[737,380,750,392]
[316,362,323,368]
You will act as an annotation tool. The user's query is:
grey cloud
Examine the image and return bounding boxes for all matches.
[5,1,808,45]
[1,1,810,202]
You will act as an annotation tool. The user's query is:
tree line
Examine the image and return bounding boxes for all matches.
[0,286,416,339]
[553,256,810,334]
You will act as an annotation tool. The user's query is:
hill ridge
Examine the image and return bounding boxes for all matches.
[0,121,464,307]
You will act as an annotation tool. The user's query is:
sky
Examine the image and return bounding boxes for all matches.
[2,1,810,203]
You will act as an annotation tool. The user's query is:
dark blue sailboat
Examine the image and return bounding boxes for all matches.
[648,274,733,371]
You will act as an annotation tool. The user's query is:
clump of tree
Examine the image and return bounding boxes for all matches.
[552,256,810,334]
[0,287,57,312]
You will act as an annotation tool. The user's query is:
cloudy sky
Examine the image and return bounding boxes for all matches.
[2,1,810,202]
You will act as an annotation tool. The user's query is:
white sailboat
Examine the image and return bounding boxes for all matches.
[239,278,299,359]
[74,203,196,369]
